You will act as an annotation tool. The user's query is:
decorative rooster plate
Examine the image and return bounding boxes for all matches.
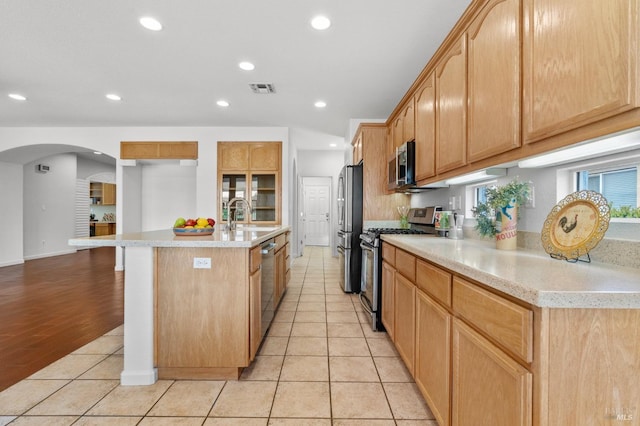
[541,190,610,261]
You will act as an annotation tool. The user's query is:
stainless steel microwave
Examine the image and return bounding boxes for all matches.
[388,140,416,191]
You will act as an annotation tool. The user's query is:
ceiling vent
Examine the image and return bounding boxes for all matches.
[249,83,276,94]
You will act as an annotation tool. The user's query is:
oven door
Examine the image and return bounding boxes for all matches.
[359,240,377,330]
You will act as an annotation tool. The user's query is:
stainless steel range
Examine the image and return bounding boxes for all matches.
[359,206,441,331]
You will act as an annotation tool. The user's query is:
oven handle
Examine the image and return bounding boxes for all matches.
[360,242,374,252]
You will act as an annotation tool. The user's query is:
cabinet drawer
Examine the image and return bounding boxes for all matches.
[381,243,396,266]
[453,277,533,363]
[250,246,262,274]
[416,260,452,308]
[395,249,416,282]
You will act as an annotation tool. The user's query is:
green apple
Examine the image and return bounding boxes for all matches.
[173,217,186,228]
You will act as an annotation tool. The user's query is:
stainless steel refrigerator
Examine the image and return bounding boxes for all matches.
[337,163,363,293]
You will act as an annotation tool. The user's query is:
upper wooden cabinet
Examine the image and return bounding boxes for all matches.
[402,100,415,144]
[218,142,282,225]
[352,132,363,164]
[120,141,198,160]
[355,124,409,220]
[436,35,467,174]
[414,74,437,181]
[467,0,522,162]
[522,0,640,143]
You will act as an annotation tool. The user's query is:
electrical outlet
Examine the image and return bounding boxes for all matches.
[525,185,535,208]
[193,257,211,269]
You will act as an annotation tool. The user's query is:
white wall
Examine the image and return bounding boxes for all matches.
[0,161,24,266]
[140,164,197,231]
[23,153,77,260]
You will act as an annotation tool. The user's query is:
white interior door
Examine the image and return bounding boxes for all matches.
[303,177,331,246]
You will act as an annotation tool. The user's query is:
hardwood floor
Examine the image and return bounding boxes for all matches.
[0,247,123,392]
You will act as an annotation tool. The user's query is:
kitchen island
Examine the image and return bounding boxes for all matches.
[380,235,640,425]
[69,226,290,386]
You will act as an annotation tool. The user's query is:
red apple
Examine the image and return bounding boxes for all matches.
[185,218,197,227]
[207,218,215,226]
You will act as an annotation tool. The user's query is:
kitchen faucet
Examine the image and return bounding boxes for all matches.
[226,197,253,230]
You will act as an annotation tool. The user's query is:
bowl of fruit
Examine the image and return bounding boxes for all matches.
[173,217,216,236]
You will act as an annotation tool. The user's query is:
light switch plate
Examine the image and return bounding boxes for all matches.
[193,257,211,269]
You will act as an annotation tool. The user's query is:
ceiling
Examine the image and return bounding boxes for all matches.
[0,0,472,146]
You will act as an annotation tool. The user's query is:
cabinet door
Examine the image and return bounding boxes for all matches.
[402,100,415,143]
[452,319,532,426]
[251,173,278,223]
[436,35,467,174]
[416,290,451,426]
[414,74,436,181]
[394,273,416,375]
[102,183,116,205]
[523,0,639,143]
[249,267,261,361]
[467,0,521,162]
[219,143,250,170]
[381,260,396,340]
[392,116,404,152]
[250,143,280,171]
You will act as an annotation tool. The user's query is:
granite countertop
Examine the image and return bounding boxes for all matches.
[381,235,640,309]
[69,225,290,249]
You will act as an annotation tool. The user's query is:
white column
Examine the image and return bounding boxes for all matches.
[120,245,158,385]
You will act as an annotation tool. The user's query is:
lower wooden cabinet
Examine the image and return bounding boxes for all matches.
[452,318,532,426]
[394,273,416,374]
[416,289,451,426]
[381,260,395,340]
[249,247,262,361]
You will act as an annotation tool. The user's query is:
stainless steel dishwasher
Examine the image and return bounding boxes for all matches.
[260,239,277,337]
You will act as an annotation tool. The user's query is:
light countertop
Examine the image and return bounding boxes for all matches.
[69,225,290,249]
[381,235,640,309]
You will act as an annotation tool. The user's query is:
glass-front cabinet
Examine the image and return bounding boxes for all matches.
[218,141,282,225]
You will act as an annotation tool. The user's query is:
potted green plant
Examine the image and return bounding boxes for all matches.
[472,178,531,249]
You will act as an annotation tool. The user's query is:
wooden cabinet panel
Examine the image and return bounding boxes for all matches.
[394,273,416,374]
[250,143,281,171]
[416,289,451,426]
[274,244,286,309]
[402,100,415,143]
[381,260,395,340]
[416,260,452,308]
[395,249,416,282]
[392,116,404,152]
[352,132,363,164]
[467,0,521,162]
[219,143,249,171]
[94,223,110,236]
[102,183,116,205]
[120,141,198,159]
[523,0,639,143]
[436,36,467,174]
[546,309,640,425]
[249,267,261,361]
[156,247,249,368]
[452,319,532,426]
[414,74,436,181]
[453,277,533,363]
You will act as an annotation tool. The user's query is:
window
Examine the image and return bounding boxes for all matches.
[576,166,639,217]
[465,180,497,218]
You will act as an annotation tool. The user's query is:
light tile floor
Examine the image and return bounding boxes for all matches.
[0,246,437,425]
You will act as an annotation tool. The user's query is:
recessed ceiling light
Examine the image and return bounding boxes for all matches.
[8,93,27,101]
[329,143,337,147]
[106,94,121,101]
[93,151,103,155]
[314,101,327,108]
[139,16,162,31]
[216,100,230,107]
[311,15,331,30]
[238,61,255,71]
